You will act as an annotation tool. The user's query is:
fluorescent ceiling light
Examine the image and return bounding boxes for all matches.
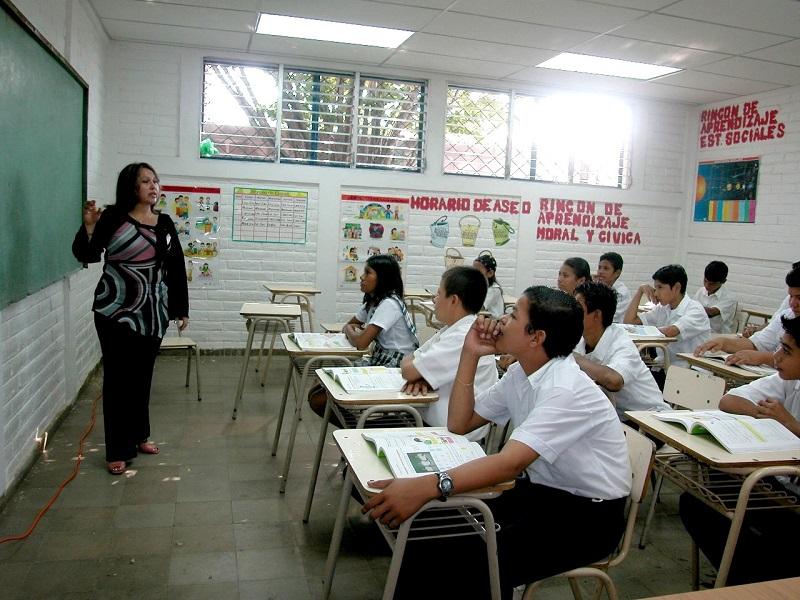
[256,14,413,48]
[536,52,681,80]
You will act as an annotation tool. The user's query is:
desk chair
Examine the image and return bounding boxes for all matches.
[159,332,201,401]
[522,425,655,600]
[638,366,725,549]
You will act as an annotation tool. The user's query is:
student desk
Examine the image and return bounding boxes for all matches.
[404,287,434,327]
[627,332,677,370]
[231,302,302,420]
[740,307,772,331]
[323,427,514,600]
[643,576,800,599]
[272,333,368,493]
[503,295,517,312]
[625,410,800,589]
[417,300,444,330]
[319,321,347,333]
[303,368,438,522]
[262,283,321,333]
[676,353,766,386]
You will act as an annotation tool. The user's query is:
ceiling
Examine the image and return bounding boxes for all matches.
[87,0,800,105]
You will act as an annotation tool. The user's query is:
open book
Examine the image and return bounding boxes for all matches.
[289,332,353,351]
[700,351,777,376]
[654,410,800,454]
[622,324,664,337]
[323,366,405,393]
[363,430,486,478]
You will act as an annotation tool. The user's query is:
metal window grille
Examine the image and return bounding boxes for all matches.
[201,61,279,161]
[444,87,509,178]
[356,77,425,172]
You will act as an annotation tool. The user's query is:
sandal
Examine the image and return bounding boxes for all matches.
[137,441,160,455]
[107,461,126,475]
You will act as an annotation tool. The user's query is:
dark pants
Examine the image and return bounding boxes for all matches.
[95,313,162,462]
[394,480,627,599]
[679,491,800,585]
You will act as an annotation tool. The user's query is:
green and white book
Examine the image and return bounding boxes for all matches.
[363,430,485,478]
[323,366,405,392]
[289,332,353,350]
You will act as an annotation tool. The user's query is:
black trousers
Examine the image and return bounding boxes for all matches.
[394,480,627,599]
[94,313,162,462]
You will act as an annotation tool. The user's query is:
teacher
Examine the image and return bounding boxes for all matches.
[72,162,189,475]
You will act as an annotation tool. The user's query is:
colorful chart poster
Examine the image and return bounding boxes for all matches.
[694,158,759,223]
[161,185,221,288]
[338,194,409,288]
[233,188,308,243]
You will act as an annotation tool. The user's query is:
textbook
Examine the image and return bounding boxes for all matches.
[622,324,664,337]
[654,410,800,454]
[363,430,486,478]
[289,332,353,351]
[700,351,778,376]
[323,366,406,393]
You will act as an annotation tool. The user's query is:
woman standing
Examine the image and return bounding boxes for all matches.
[73,163,188,475]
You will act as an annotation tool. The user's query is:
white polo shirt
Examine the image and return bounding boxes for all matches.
[693,284,737,334]
[483,283,505,319]
[412,314,498,438]
[728,374,800,421]
[474,356,631,500]
[355,297,417,356]
[612,280,632,323]
[575,324,669,419]
[751,307,796,353]
[640,295,711,367]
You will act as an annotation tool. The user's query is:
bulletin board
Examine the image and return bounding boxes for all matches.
[232,187,308,243]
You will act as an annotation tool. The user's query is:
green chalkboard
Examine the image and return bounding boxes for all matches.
[0,0,87,308]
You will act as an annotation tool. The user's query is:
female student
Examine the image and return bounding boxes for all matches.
[473,252,504,318]
[72,162,189,475]
[557,257,591,295]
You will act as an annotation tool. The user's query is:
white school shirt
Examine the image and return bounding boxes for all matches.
[355,297,417,356]
[483,283,505,319]
[475,356,631,500]
[575,324,669,419]
[693,284,737,334]
[612,280,632,324]
[640,295,711,367]
[728,374,800,420]
[412,314,498,439]
[750,307,796,353]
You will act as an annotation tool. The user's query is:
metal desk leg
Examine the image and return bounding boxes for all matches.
[322,467,354,600]
[184,347,191,387]
[232,318,257,419]
[194,343,202,401]
[260,318,290,387]
[303,397,333,522]
[271,362,296,457]
[279,358,314,493]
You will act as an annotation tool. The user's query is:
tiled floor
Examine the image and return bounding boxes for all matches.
[0,353,713,599]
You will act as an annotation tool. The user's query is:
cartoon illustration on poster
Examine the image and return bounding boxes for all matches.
[429,216,449,247]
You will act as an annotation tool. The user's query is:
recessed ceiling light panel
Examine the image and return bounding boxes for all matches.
[256,14,413,49]
[537,52,681,80]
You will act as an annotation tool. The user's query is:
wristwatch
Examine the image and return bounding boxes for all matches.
[436,471,454,501]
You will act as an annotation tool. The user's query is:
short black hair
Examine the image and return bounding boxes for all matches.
[363,254,404,307]
[474,252,500,290]
[652,264,688,295]
[115,162,159,213]
[575,281,617,328]
[781,315,800,348]
[563,257,591,281]
[704,261,729,284]
[786,266,800,288]
[522,286,583,358]
[599,252,623,273]
[441,266,487,314]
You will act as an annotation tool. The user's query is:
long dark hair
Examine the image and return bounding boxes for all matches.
[115,162,160,213]
[474,252,502,294]
[363,254,404,309]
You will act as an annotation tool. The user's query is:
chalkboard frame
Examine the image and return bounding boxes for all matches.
[0,0,88,308]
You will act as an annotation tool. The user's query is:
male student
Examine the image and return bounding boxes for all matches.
[364,287,631,599]
[680,314,800,585]
[624,264,711,369]
[595,251,631,323]
[400,266,498,438]
[573,282,669,420]
[693,261,737,334]
[695,266,800,366]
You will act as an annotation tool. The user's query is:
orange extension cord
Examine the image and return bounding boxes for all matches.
[0,391,101,544]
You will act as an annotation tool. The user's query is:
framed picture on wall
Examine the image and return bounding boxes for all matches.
[694,158,759,223]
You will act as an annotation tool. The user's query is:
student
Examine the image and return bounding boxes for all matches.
[400,267,499,438]
[624,264,711,369]
[693,261,737,334]
[363,287,631,599]
[473,252,504,318]
[595,251,631,323]
[557,257,590,295]
[573,282,669,421]
[695,266,800,366]
[680,315,800,585]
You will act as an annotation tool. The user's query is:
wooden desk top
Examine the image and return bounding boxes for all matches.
[503,295,518,308]
[630,335,678,344]
[160,337,197,349]
[240,302,302,318]
[333,428,514,496]
[320,321,347,333]
[625,410,800,468]
[643,576,800,599]
[316,368,437,406]
[263,283,322,295]
[676,353,765,382]
[405,288,434,300]
[741,307,772,320]
[280,333,366,357]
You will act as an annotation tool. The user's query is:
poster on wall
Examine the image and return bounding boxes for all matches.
[338,194,409,288]
[694,158,759,223]
[232,188,308,243]
[161,185,221,288]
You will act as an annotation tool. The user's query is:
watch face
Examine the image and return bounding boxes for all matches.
[439,473,454,495]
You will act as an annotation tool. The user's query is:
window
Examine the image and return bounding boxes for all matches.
[201,60,425,171]
[446,86,632,189]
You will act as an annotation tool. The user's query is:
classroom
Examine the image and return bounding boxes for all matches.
[2,0,800,598]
